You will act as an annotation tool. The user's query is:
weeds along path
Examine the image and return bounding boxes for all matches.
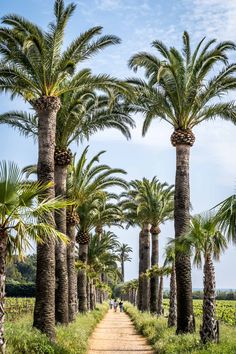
[88,309,154,354]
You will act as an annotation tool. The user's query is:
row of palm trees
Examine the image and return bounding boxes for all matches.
[0,0,134,348]
[1,0,236,349]
[121,202,235,344]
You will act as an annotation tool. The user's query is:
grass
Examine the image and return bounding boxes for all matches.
[5,303,108,354]
[125,303,236,354]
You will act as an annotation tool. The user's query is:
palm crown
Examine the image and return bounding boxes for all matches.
[129,31,236,136]
[0,161,68,256]
[176,214,227,267]
[0,0,130,100]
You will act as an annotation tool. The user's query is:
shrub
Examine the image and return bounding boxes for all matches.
[124,303,236,354]
[6,303,108,354]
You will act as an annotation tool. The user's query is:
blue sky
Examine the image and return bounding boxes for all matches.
[1,0,236,289]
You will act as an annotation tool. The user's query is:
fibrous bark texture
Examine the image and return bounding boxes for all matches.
[174,143,195,333]
[150,226,160,314]
[168,265,177,327]
[78,244,88,313]
[33,96,60,340]
[200,254,219,344]
[138,224,150,312]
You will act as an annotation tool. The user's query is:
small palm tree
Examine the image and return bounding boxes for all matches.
[0,0,131,332]
[0,161,68,352]
[129,32,236,333]
[214,194,236,243]
[68,148,127,312]
[117,243,133,282]
[176,214,227,343]
[120,180,151,311]
[133,177,174,313]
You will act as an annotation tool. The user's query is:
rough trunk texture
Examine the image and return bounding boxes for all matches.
[168,265,177,327]
[174,144,195,333]
[157,275,164,315]
[78,244,88,313]
[67,223,77,322]
[200,253,219,344]
[138,224,150,312]
[150,227,160,314]
[55,164,68,324]
[90,281,95,310]
[0,234,8,353]
[33,96,60,340]
[87,280,91,311]
[137,230,142,310]
[121,257,125,282]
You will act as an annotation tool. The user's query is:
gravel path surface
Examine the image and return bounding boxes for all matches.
[88,309,154,354]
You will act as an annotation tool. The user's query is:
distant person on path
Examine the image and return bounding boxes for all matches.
[114,299,118,312]
[109,299,114,310]
[119,300,124,312]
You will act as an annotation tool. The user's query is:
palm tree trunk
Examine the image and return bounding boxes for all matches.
[121,257,125,282]
[168,265,177,327]
[33,96,60,340]
[157,274,164,315]
[0,233,8,353]
[55,164,68,324]
[90,281,95,310]
[200,253,219,344]
[87,280,91,311]
[174,144,194,333]
[150,226,160,314]
[78,244,88,313]
[67,223,77,322]
[138,224,150,311]
[137,230,142,310]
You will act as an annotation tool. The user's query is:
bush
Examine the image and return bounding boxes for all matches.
[6,303,108,354]
[124,303,236,354]
[6,282,35,297]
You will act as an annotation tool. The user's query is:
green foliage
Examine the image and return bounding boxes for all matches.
[6,254,36,283]
[6,303,109,354]
[6,283,35,298]
[125,303,236,354]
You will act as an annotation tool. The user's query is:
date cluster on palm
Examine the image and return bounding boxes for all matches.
[54,147,73,166]
[77,231,90,244]
[66,210,80,226]
[171,129,195,146]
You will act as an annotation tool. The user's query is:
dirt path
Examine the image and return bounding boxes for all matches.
[88,309,154,354]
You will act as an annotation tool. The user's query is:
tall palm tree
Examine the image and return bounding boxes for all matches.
[133,177,174,313]
[68,148,127,312]
[117,243,133,282]
[0,0,131,334]
[129,32,236,333]
[176,214,227,343]
[0,91,134,323]
[0,161,68,353]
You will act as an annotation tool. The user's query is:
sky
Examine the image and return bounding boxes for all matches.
[0,0,236,289]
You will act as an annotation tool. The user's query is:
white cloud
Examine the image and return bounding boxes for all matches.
[182,0,236,42]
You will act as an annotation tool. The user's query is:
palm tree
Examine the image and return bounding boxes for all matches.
[129,32,236,333]
[214,194,236,243]
[120,180,151,311]
[87,231,120,309]
[0,161,68,353]
[0,0,131,334]
[68,148,127,312]
[146,265,171,316]
[133,177,174,313]
[117,243,133,282]
[164,243,177,327]
[0,91,134,323]
[176,214,227,343]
